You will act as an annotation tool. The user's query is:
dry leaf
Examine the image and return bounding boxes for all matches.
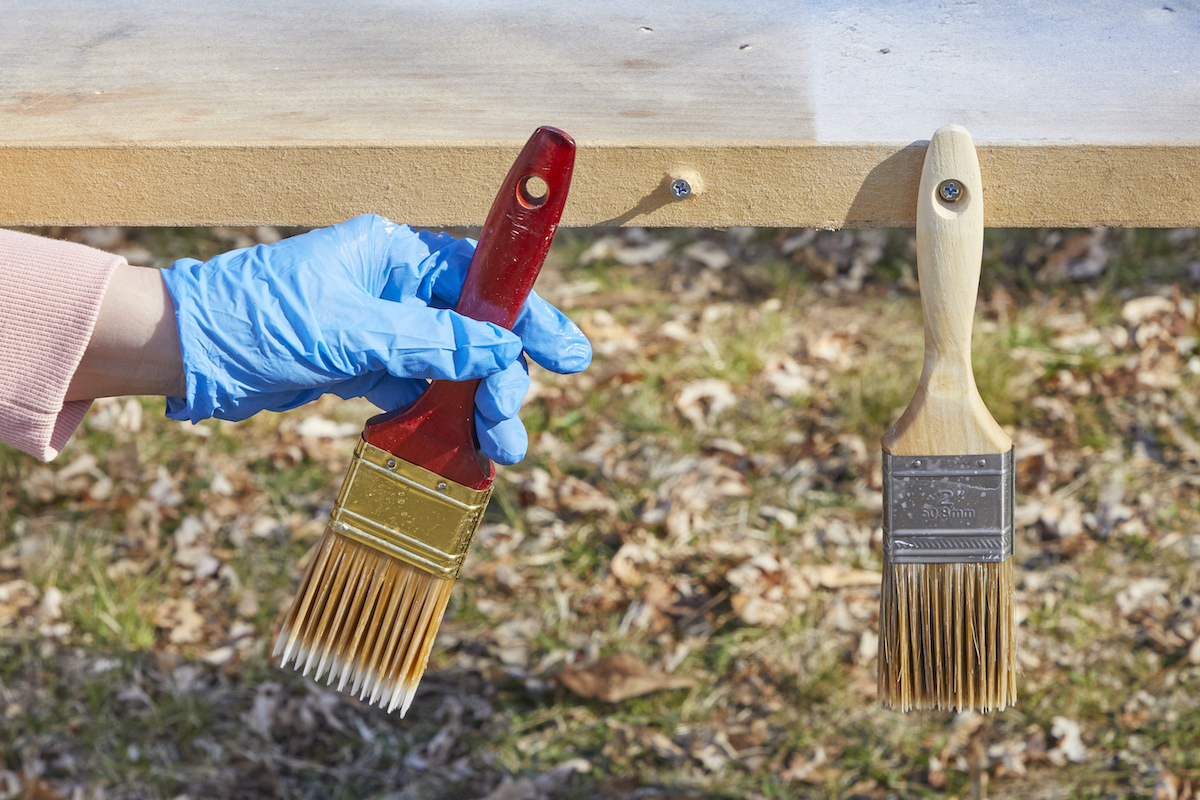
[1123,295,1176,326]
[683,240,733,271]
[609,542,656,588]
[556,475,621,517]
[558,653,694,702]
[761,355,817,399]
[644,730,686,762]
[245,682,283,740]
[0,580,39,627]
[1048,716,1088,765]
[675,379,737,431]
[0,770,18,798]
[294,415,360,439]
[1116,578,1171,619]
[156,598,205,644]
[34,586,62,625]
[781,746,829,784]
[803,564,881,589]
[988,738,1028,777]
[1156,772,1198,800]
[730,594,789,627]
[16,775,68,800]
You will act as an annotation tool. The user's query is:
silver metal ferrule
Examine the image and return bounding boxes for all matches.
[883,448,1014,564]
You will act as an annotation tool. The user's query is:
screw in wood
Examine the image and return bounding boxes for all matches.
[670,178,692,199]
[938,179,964,203]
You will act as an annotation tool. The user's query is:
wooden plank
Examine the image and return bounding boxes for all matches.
[3,143,1198,229]
[2,1,1198,228]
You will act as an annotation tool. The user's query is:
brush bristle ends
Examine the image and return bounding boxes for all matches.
[275,528,455,716]
[877,560,1017,713]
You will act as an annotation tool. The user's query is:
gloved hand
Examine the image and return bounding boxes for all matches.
[161,214,591,464]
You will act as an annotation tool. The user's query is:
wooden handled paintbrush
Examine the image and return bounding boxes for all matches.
[274,126,575,715]
[877,124,1017,712]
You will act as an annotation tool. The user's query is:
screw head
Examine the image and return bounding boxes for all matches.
[938,179,964,203]
[670,178,692,199]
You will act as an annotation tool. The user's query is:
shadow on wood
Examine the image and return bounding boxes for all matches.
[845,142,927,229]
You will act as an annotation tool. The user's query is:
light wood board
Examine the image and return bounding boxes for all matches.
[2,1,1198,228]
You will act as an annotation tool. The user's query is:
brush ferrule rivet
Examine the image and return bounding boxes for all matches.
[437,482,447,490]
[937,179,964,203]
[386,459,396,469]
[912,460,922,468]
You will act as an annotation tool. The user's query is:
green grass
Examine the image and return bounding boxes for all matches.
[1,225,1199,799]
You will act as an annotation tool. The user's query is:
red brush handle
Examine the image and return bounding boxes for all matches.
[363,127,575,490]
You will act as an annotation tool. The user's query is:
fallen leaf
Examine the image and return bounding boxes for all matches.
[1048,716,1088,765]
[156,598,205,644]
[1039,498,1086,538]
[1155,771,1198,800]
[730,594,789,627]
[690,730,735,773]
[1116,578,1171,618]
[34,586,63,625]
[558,653,694,702]
[202,646,235,666]
[0,580,39,627]
[781,745,829,784]
[609,542,657,588]
[683,240,733,271]
[244,682,283,740]
[16,774,67,800]
[803,564,881,589]
[295,415,360,439]
[1123,295,1176,326]
[644,730,686,762]
[761,355,817,399]
[675,379,737,431]
[988,738,1028,777]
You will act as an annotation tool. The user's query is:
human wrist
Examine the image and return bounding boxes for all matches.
[65,264,185,401]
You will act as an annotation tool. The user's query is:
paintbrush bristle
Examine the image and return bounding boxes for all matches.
[274,527,454,716]
[877,560,1016,712]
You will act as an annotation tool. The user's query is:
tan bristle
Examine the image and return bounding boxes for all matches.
[275,527,455,716]
[877,560,1017,713]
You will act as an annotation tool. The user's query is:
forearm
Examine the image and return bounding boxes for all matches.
[65,264,186,401]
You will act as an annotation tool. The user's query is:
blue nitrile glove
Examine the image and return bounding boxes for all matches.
[160,214,591,464]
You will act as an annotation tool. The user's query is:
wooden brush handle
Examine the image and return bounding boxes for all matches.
[363,127,576,489]
[881,125,1011,457]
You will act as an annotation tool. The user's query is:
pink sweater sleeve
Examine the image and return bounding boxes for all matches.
[0,229,125,460]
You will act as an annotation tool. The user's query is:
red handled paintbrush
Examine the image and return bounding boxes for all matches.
[274,126,575,715]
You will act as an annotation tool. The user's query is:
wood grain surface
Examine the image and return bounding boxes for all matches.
[3,1,1197,227]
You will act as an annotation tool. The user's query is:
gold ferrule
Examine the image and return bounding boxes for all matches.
[328,439,492,580]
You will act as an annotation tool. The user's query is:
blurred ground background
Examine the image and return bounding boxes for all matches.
[1,223,1199,800]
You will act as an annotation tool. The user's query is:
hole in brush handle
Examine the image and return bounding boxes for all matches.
[519,174,549,207]
[456,127,575,329]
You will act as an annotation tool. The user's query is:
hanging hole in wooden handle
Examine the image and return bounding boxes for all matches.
[518,175,549,208]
